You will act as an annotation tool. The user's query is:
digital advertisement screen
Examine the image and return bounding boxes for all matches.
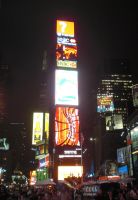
[57,36,76,46]
[97,95,114,113]
[55,69,78,106]
[106,114,123,131]
[57,60,77,68]
[131,127,138,152]
[39,154,50,168]
[118,165,128,175]
[58,166,83,180]
[57,20,74,37]
[55,107,80,146]
[132,84,138,107]
[35,144,45,157]
[45,113,49,142]
[32,112,43,145]
[0,138,9,150]
[117,145,131,163]
[56,44,77,61]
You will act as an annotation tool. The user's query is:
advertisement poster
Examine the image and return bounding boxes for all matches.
[132,84,138,107]
[106,114,123,131]
[32,113,43,145]
[55,69,78,106]
[55,107,80,146]
[56,20,74,37]
[97,95,114,113]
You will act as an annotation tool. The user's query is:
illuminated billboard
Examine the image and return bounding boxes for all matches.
[106,114,123,131]
[0,138,9,150]
[131,126,138,153]
[132,84,138,107]
[55,69,78,106]
[56,44,77,68]
[57,20,74,37]
[97,95,114,113]
[57,36,76,46]
[39,154,50,168]
[57,60,77,68]
[55,107,80,146]
[32,112,43,145]
[58,166,83,180]
[45,113,49,142]
[56,44,77,61]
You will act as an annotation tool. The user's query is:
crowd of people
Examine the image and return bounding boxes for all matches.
[0,181,138,199]
[0,183,74,200]
[95,183,138,199]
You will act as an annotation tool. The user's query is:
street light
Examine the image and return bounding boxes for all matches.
[90,137,96,141]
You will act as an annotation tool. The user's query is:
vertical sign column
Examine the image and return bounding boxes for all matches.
[54,20,83,180]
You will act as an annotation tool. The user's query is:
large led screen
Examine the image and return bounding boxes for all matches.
[57,36,76,46]
[97,95,114,113]
[55,70,79,106]
[56,44,77,68]
[57,20,74,37]
[56,44,77,61]
[131,127,138,152]
[55,107,80,146]
[58,166,83,180]
[32,112,43,145]
[106,114,123,131]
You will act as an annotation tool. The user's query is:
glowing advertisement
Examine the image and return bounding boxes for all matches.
[56,44,77,61]
[45,113,49,142]
[57,20,74,37]
[57,36,76,46]
[106,114,123,131]
[132,84,138,107]
[32,112,43,145]
[57,60,77,68]
[0,138,9,150]
[39,154,50,168]
[58,166,83,180]
[97,95,114,113]
[56,44,77,68]
[55,107,80,146]
[36,144,45,156]
[131,126,138,153]
[30,171,36,185]
[55,69,78,106]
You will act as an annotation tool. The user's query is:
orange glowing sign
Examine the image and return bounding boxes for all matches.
[57,20,74,37]
[55,107,80,146]
[56,44,77,61]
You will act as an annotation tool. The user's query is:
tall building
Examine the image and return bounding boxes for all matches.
[39,51,50,111]
[97,73,133,128]
[0,64,11,183]
[9,122,30,177]
[0,64,9,124]
[96,59,134,165]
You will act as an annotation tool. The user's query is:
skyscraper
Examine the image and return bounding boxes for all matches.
[0,64,9,124]
[96,59,134,165]
[39,51,50,112]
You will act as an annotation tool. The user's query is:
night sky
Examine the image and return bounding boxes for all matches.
[0,1,138,130]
